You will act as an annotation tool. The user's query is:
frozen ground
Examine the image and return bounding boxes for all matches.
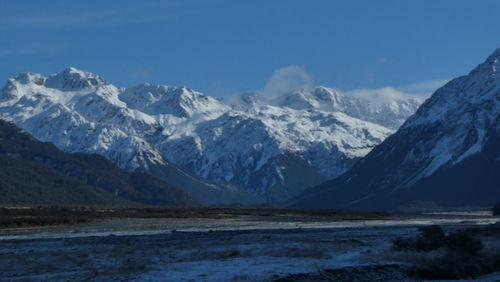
[0,213,499,281]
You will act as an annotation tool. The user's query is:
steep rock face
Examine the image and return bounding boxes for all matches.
[0,68,421,202]
[291,48,500,211]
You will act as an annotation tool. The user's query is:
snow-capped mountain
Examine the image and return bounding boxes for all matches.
[0,67,422,202]
[291,48,500,210]
[268,86,422,130]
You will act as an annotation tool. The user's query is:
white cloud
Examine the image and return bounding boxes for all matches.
[345,87,417,104]
[261,65,313,98]
[258,65,446,104]
[398,78,450,96]
[342,78,450,104]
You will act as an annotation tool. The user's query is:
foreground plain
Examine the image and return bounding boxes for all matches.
[0,207,499,281]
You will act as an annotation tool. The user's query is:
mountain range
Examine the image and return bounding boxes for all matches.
[291,48,500,211]
[1,47,497,210]
[0,69,422,204]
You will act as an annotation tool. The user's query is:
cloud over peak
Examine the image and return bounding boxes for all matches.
[261,65,313,98]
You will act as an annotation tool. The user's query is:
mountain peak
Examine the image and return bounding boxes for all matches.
[13,72,45,85]
[120,83,227,117]
[486,48,499,74]
[61,66,99,76]
[467,48,500,78]
[45,67,107,90]
[488,47,500,60]
[312,85,336,93]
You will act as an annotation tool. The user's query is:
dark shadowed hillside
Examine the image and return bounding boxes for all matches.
[290,48,500,211]
[0,119,196,206]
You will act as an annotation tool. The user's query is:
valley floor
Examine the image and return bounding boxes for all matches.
[0,211,499,281]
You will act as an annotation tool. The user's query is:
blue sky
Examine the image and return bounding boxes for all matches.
[1,0,499,97]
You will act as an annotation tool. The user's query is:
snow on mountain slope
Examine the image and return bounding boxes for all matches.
[156,107,390,200]
[0,68,164,170]
[120,84,229,118]
[0,67,422,202]
[269,86,423,130]
[0,68,265,205]
[388,48,500,186]
[290,48,500,210]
